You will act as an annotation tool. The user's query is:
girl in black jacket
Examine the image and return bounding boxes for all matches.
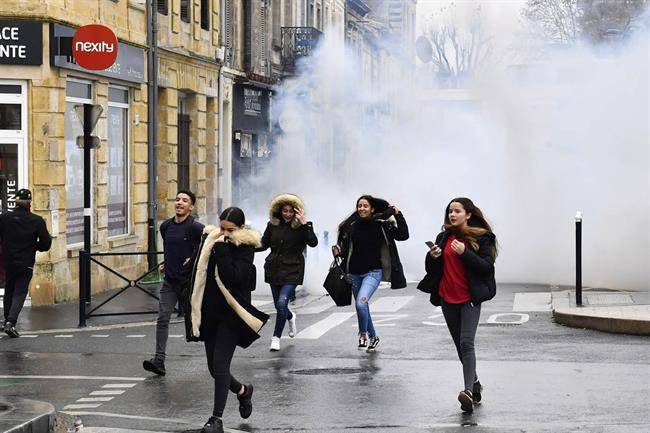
[420,197,497,413]
[188,207,269,433]
[334,195,409,353]
[258,194,318,351]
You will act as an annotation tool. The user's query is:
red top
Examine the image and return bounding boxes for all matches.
[439,234,471,304]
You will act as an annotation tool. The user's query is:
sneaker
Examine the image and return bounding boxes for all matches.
[201,416,224,433]
[366,336,380,353]
[458,390,474,412]
[142,358,166,376]
[237,384,253,419]
[3,322,19,338]
[472,379,483,404]
[287,310,297,338]
[358,337,368,350]
[270,336,281,351]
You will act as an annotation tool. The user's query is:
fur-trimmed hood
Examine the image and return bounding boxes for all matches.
[268,194,306,228]
[201,225,262,247]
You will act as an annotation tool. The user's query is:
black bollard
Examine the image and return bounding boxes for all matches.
[575,211,582,307]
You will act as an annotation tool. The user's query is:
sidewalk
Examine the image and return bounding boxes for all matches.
[0,396,54,433]
[552,288,650,336]
[1,283,314,334]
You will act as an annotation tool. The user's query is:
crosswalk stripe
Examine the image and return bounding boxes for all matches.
[63,404,102,410]
[54,335,74,338]
[297,297,335,314]
[513,293,551,312]
[295,312,355,339]
[126,335,146,338]
[370,296,414,312]
[90,390,125,396]
[169,334,184,338]
[91,335,110,338]
[77,397,113,402]
[102,383,137,389]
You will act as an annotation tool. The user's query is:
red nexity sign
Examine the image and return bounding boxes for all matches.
[72,24,118,70]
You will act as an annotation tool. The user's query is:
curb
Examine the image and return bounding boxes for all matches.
[553,309,650,336]
[0,397,55,433]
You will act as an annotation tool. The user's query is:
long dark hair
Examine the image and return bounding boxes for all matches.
[338,195,392,233]
[442,197,498,258]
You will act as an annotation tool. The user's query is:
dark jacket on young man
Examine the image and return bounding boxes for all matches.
[0,207,51,272]
[186,226,269,347]
[159,215,204,287]
[418,230,497,305]
[258,194,318,286]
[337,210,410,289]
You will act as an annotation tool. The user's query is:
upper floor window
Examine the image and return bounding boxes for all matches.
[181,0,191,23]
[157,0,168,15]
[201,0,210,30]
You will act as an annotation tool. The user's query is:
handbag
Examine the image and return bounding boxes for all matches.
[323,257,353,306]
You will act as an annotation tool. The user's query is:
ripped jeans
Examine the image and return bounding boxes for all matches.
[348,269,382,339]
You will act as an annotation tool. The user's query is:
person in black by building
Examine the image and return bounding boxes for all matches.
[143,190,204,376]
[333,195,409,352]
[419,197,497,412]
[258,193,318,351]
[0,188,51,338]
[187,207,269,433]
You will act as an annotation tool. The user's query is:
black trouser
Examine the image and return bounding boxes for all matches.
[441,299,481,392]
[203,315,243,418]
[3,268,33,325]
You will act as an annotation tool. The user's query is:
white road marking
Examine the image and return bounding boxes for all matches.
[169,334,184,338]
[0,375,145,381]
[91,334,110,338]
[20,334,38,338]
[352,314,408,327]
[295,312,355,339]
[77,397,114,402]
[54,334,74,338]
[370,296,413,312]
[90,390,126,396]
[102,383,137,389]
[252,299,274,307]
[58,411,194,424]
[126,334,146,338]
[486,313,530,324]
[513,292,552,312]
[63,403,102,410]
[422,313,447,326]
[297,297,336,314]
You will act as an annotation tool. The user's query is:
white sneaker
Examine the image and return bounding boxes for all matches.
[288,310,297,338]
[270,336,281,351]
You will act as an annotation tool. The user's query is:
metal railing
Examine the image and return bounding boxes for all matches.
[78,251,165,327]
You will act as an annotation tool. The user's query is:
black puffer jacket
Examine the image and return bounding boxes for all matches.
[418,230,497,305]
[187,226,269,347]
[0,207,51,272]
[258,194,318,285]
[337,212,409,289]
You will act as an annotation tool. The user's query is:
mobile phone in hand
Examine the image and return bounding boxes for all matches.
[425,241,435,249]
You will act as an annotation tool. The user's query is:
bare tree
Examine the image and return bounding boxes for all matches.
[425,5,493,88]
[522,0,648,45]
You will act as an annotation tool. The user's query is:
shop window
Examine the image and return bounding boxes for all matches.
[157,0,168,15]
[201,0,209,30]
[107,86,130,237]
[181,0,190,23]
[65,80,93,246]
[0,104,21,130]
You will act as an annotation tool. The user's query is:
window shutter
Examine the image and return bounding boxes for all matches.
[180,0,190,23]
[225,0,233,65]
[260,0,268,73]
[157,0,168,15]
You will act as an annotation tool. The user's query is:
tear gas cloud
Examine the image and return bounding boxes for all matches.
[246,22,649,295]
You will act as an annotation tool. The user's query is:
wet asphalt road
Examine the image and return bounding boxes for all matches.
[1,283,648,433]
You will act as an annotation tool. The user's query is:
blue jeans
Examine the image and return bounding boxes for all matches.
[270,284,296,337]
[348,269,382,339]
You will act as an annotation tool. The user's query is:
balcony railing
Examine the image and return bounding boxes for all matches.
[281,27,323,73]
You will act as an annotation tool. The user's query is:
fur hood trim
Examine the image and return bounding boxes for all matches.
[269,194,306,228]
[189,226,262,338]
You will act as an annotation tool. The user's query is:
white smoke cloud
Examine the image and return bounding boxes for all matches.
[249,22,649,295]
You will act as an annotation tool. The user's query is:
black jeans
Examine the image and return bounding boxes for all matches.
[203,315,243,418]
[3,268,33,324]
[154,280,181,361]
[441,299,481,392]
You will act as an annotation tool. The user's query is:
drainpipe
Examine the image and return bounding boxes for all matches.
[147,0,159,267]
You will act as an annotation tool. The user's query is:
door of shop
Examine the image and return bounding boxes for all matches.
[0,81,28,290]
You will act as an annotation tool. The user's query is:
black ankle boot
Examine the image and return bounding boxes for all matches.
[237,384,254,419]
[201,416,223,433]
